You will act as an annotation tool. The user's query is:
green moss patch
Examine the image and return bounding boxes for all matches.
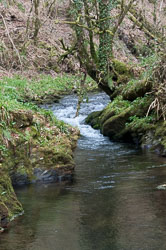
[86,93,153,144]
[0,167,23,227]
[121,79,152,101]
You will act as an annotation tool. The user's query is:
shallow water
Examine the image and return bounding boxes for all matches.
[1,93,166,250]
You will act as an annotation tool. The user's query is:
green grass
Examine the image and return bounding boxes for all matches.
[0,73,97,141]
[138,52,160,80]
[0,73,93,145]
[0,74,97,103]
[0,73,97,108]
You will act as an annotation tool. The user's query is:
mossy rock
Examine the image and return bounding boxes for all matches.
[11,110,33,128]
[10,163,32,186]
[121,79,152,101]
[140,122,166,156]
[30,93,61,105]
[155,121,166,138]
[111,78,152,101]
[154,121,166,155]
[0,167,23,227]
[99,97,131,125]
[85,111,102,129]
[110,59,133,86]
[89,95,153,142]
[101,107,131,138]
[112,59,130,75]
[0,107,79,187]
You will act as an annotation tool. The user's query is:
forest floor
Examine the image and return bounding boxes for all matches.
[0,0,165,79]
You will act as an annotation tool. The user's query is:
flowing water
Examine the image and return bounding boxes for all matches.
[1,93,166,250]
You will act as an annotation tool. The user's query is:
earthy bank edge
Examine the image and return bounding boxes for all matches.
[0,75,82,232]
[86,75,166,156]
[0,108,79,231]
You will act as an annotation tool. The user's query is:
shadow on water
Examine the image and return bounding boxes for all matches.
[1,93,166,250]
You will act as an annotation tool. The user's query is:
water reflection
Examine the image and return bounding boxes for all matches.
[73,146,166,250]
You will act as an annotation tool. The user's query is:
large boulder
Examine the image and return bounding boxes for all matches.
[101,108,131,139]
[86,94,153,144]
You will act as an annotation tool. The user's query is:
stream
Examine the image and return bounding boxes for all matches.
[1,92,166,250]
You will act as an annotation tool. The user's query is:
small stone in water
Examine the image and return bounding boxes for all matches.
[157,184,166,190]
[0,227,4,233]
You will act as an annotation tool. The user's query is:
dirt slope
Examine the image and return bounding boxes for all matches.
[0,0,165,78]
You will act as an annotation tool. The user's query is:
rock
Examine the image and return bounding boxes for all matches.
[0,227,4,233]
[102,108,131,138]
[30,93,61,105]
[0,168,23,226]
[33,168,58,183]
[121,79,152,101]
[11,171,29,186]
[1,215,9,228]
[11,110,33,128]
[85,111,102,129]
[157,184,166,190]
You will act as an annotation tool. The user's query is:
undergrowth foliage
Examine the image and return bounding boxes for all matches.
[146,53,166,120]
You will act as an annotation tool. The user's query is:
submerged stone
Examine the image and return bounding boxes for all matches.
[33,168,58,183]
[157,184,166,190]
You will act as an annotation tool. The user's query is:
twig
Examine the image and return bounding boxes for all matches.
[0,14,23,70]
[160,0,164,12]
[55,19,113,35]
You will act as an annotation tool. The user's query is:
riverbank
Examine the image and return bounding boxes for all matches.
[86,56,166,157]
[1,92,166,250]
[0,74,95,231]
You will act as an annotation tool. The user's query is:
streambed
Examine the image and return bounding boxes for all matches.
[1,93,166,250]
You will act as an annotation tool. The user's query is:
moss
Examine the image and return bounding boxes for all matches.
[99,104,116,125]
[0,167,23,225]
[85,111,102,129]
[154,121,166,149]
[0,104,79,225]
[112,59,130,75]
[93,124,100,129]
[110,59,133,86]
[88,94,153,143]
[11,110,34,128]
[121,79,152,101]
[138,121,166,155]
[0,73,82,226]
[155,121,166,137]
[102,107,131,138]
[117,74,130,85]
[99,96,130,125]
[16,166,27,176]
[131,96,152,117]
